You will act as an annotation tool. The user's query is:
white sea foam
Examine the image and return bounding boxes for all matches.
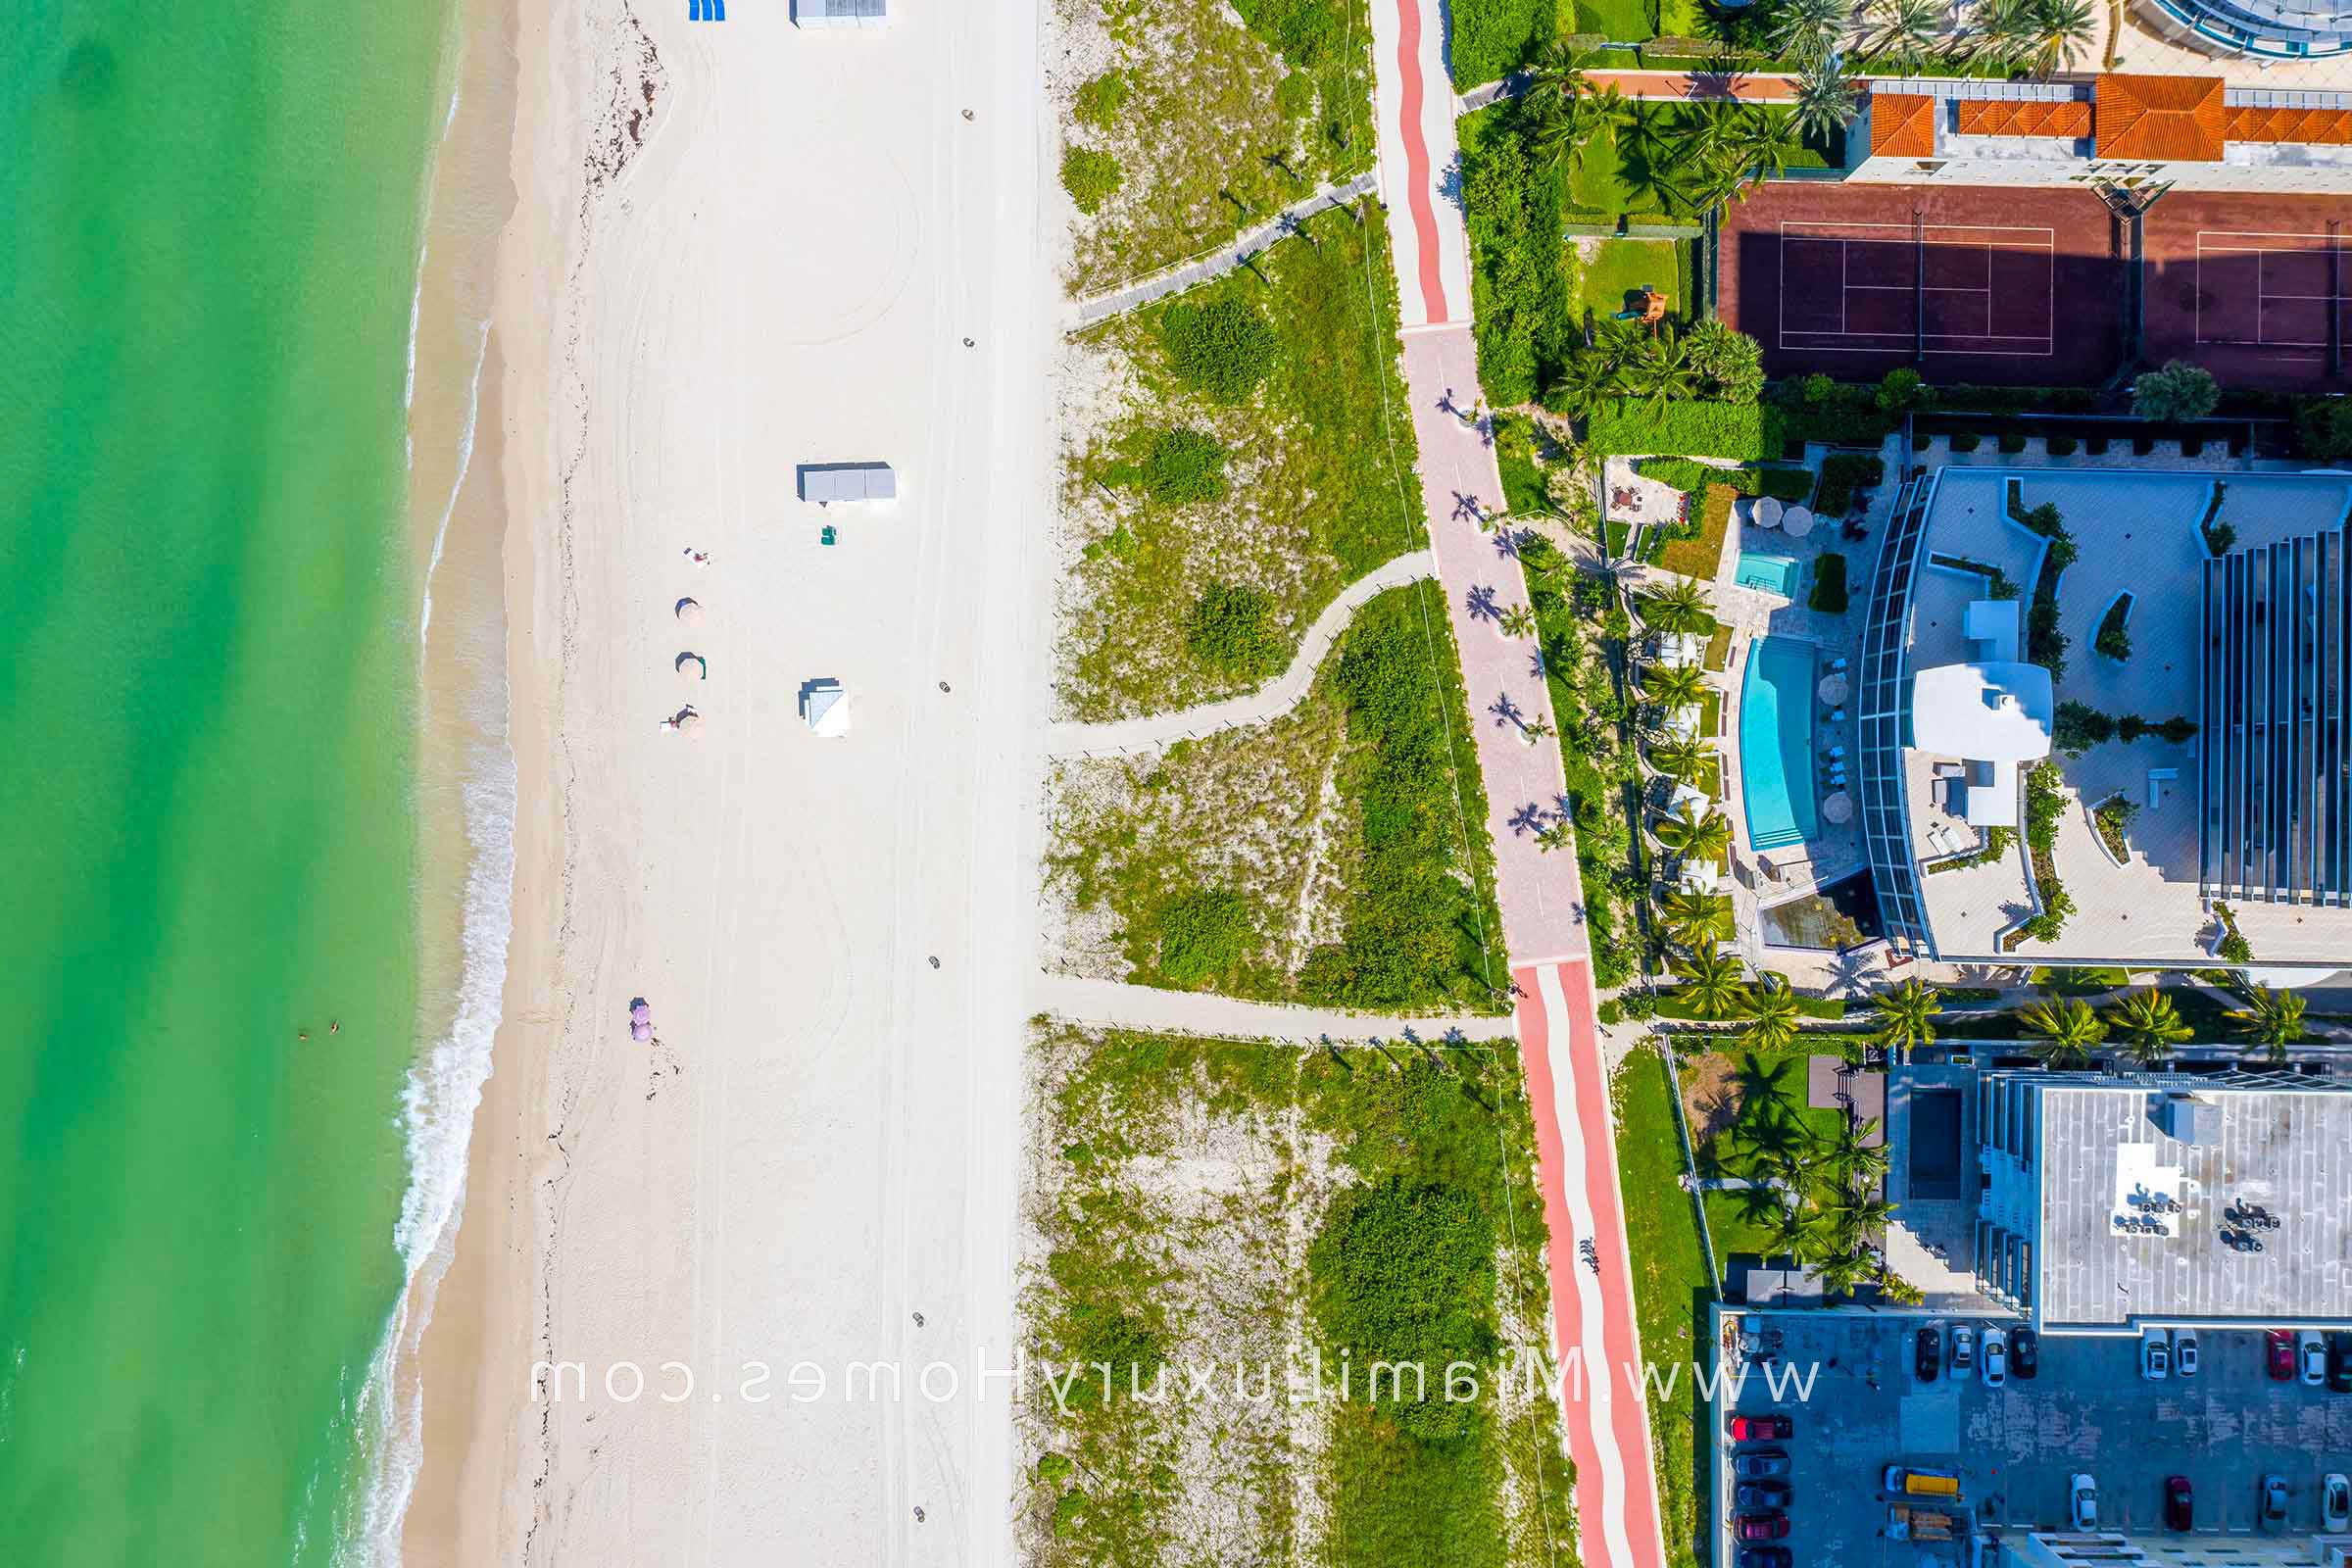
[416,317,492,660]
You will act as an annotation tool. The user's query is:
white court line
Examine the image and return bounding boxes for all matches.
[2193,231,2349,348]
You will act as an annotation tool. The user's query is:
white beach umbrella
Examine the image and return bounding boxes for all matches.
[1782,505,1815,538]
[1753,496,1784,531]
[676,652,708,682]
[1818,673,1849,707]
[675,597,704,625]
[1822,791,1855,824]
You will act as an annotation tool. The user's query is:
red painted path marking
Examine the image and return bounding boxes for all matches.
[1392,0,1449,323]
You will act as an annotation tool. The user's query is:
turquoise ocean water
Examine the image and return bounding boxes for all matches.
[0,3,461,1560]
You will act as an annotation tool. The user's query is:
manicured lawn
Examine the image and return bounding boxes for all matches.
[1612,1047,1711,1568]
[1702,1187,1788,1262]
[1578,237,1684,323]
[1576,0,1657,44]
[1447,0,1570,87]
[1653,483,1732,580]
[1687,1050,1846,1179]
[1569,104,1837,221]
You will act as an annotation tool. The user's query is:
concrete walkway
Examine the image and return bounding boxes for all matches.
[1070,171,1382,328]
[1042,550,1436,759]
[1459,67,1805,115]
[1028,973,1515,1044]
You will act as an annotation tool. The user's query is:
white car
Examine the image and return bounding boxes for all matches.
[1951,1323,1976,1380]
[2071,1474,2098,1531]
[2142,1327,2171,1381]
[2176,1329,2199,1377]
[2322,1472,2350,1535]
[1984,1326,2008,1387]
[2302,1331,2328,1386]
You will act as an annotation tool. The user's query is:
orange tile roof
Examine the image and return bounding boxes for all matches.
[2094,74,2226,161]
[1869,93,1938,159]
[2226,104,2352,145]
[1955,99,2093,139]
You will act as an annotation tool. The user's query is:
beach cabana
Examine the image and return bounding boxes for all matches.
[793,0,887,23]
[797,462,897,504]
[802,679,852,738]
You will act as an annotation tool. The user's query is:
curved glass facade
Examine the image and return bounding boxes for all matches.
[2139,0,2352,59]
[1857,470,1943,955]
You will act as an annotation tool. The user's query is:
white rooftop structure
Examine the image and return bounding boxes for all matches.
[1657,630,1704,667]
[798,462,897,504]
[1962,598,2021,663]
[801,680,851,738]
[1912,661,2053,762]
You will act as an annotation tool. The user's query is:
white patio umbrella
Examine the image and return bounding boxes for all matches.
[1818,673,1850,707]
[1782,505,1816,538]
[1822,791,1855,824]
[1753,496,1784,531]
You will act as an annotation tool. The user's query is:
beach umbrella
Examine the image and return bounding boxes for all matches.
[676,710,704,736]
[1782,505,1815,538]
[1822,791,1854,824]
[676,652,708,681]
[1752,496,1783,531]
[1818,673,1850,707]
[630,1018,653,1043]
[630,1001,651,1024]
[675,597,704,624]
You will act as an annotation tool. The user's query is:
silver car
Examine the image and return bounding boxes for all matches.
[2259,1474,2288,1534]
[2323,1473,2350,1535]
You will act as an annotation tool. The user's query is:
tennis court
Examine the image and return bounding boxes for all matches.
[2144,193,2352,391]
[1721,183,2122,386]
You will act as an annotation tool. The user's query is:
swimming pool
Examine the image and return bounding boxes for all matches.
[1735,551,1801,596]
[1740,635,1821,852]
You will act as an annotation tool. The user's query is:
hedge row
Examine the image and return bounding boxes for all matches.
[1635,459,1815,501]
[1590,400,1785,462]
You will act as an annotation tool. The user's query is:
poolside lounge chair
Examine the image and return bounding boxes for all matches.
[1826,746,1846,760]
[1827,657,1848,673]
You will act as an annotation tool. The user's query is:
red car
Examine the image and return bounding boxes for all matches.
[1731,1414,1793,1442]
[2165,1475,2193,1532]
[1735,1514,1790,1542]
[2268,1330,2297,1382]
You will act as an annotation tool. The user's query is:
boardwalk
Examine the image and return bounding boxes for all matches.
[1070,170,1382,328]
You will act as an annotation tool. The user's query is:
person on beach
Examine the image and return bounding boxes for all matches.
[683,547,710,566]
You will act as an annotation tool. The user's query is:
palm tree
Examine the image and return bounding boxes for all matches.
[1701,107,1806,209]
[1655,802,1734,861]
[1535,819,1575,853]
[2106,988,2193,1067]
[1790,61,1861,145]
[1872,977,1943,1052]
[1647,735,1711,782]
[1972,0,2039,68]
[1679,945,1749,1020]
[1627,329,1696,414]
[1768,0,1850,64]
[1740,976,1804,1053]
[1638,578,1715,637]
[1518,39,1593,118]
[1659,887,1733,952]
[2231,984,2308,1064]
[1862,0,1942,68]
[1819,1117,1893,1191]
[1641,662,1709,712]
[1497,605,1537,637]
[1544,352,1627,422]
[2021,996,2107,1068]
[2025,0,2097,74]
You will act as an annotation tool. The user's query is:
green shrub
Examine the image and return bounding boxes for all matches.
[1275,70,1318,119]
[1309,1177,1498,1438]
[1136,428,1228,505]
[2095,593,2132,662]
[2132,359,2220,422]
[1949,432,1982,453]
[1059,146,1123,214]
[1152,887,1257,985]
[1808,552,1848,613]
[1635,459,1811,500]
[1459,104,1578,406]
[1072,71,1129,129]
[1233,0,1348,68]
[1876,367,1928,413]
[2054,700,2115,757]
[1802,372,1836,404]
[1184,583,1284,676]
[2046,435,2079,457]
[1159,295,1280,405]
[2295,396,2352,462]
[1813,453,1884,514]
[1589,400,1784,461]
[1446,0,1557,87]
[1596,998,1625,1025]
[1998,432,2028,453]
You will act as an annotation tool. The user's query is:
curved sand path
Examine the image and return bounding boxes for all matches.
[1044,549,1437,759]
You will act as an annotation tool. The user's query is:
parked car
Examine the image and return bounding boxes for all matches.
[1733,1450,1790,1481]
[1737,1551,1792,1568]
[2259,1475,2289,1533]
[1738,1482,1793,1511]
[1984,1326,2008,1387]
[2328,1331,2352,1393]
[2142,1327,2171,1381]
[2269,1329,2297,1381]
[1915,1325,1940,1383]
[2070,1474,2097,1531]
[2302,1330,2328,1386]
[1735,1513,1789,1543]
[2322,1472,2350,1535]
[2165,1475,2193,1532]
[2012,1327,2038,1381]
[1731,1414,1792,1443]
[2176,1329,2199,1377]
[1951,1324,1976,1380]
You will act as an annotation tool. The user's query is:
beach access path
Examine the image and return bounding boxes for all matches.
[1370,1,1671,1564]
[1071,169,1382,327]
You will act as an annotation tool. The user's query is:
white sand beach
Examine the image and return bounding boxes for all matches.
[403,1,1049,1562]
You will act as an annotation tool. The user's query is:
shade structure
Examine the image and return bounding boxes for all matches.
[1822,791,1854,824]
[1817,673,1849,707]
[676,652,708,681]
[1753,496,1784,530]
[675,597,703,624]
[1782,505,1815,538]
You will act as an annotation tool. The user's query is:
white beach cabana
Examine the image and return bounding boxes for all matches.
[1664,704,1701,740]
[802,679,852,738]
[1657,629,1705,667]
[1670,780,1712,815]
[1680,858,1724,893]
